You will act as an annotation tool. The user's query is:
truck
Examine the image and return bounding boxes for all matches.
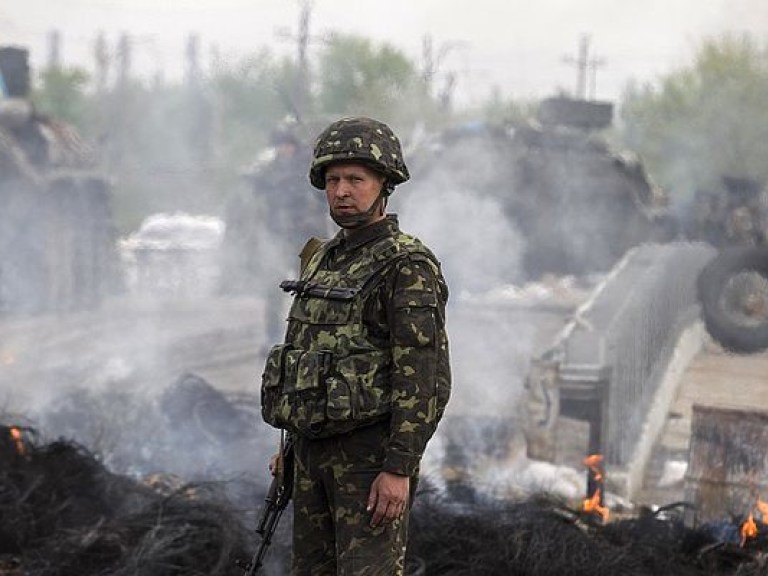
[695,175,768,353]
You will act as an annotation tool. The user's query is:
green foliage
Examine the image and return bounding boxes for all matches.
[32,66,90,127]
[110,81,220,222]
[619,34,768,202]
[211,49,299,165]
[315,34,436,128]
[28,32,529,233]
[478,86,537,125]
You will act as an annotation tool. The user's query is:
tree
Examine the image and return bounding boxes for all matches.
[32,66,90,127]
[478,85,537,125]
[315,34,438,129]
[211,49,299,167]
[619,34,768,203]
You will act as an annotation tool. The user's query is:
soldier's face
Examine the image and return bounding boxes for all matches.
[324,162,386,221]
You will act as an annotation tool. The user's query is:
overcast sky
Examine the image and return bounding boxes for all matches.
[2,0,767,106]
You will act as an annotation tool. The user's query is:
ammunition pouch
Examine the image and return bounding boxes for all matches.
[261,344,391,438]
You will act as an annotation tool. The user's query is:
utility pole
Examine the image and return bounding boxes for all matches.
[116,32,131,86]
[587,55,606,101]
[47,29,61,70]
[422,34,436,90]
[563,35,604,100]
[185,33,201,87]
[94,31,109,93]
[297,0,310,94]
[184,32,212,164]
[112,32,132,170]
[438,72,456,112]
[421,34,464,108]
[275,0,317,121]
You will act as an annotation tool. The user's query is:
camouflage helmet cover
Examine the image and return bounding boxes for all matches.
[309,117,410,190]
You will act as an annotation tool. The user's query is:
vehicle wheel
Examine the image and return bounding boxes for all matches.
[697,247,768,353]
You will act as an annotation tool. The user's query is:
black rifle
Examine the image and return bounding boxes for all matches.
[237,439,295,575]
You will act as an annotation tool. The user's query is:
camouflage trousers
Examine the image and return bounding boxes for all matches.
[291,421,410,576]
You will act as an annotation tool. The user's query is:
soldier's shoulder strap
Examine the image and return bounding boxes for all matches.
[299,236,328,275]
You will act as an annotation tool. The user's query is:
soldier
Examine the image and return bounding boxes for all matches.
[220,118,326,342]
[261,117,451,575]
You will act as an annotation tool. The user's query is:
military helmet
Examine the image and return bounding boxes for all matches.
[309,117,410,190]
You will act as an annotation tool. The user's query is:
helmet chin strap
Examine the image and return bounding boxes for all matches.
[330,187,390,230]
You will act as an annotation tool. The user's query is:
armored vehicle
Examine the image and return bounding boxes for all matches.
[695,176,768,353]
[0,47,118,314]
[408,97,673,280]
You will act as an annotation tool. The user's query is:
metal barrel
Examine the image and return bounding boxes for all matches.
[684,404,768,524]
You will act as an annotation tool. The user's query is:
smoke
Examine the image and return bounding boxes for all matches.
[1,109,624,506]
[399,187,524,296]
[394,131,609,498]
[396,132,531,424]
[0,182,46,314]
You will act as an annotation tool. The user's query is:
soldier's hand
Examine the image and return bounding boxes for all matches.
[367,471,409,528]
[268,453,280,477]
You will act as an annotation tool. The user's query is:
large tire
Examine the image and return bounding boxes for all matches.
[697,246,768,353]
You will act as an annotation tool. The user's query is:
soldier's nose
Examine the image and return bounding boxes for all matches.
[333,184,352,198]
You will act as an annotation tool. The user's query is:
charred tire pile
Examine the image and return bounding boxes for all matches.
[0,426,255,576]
[697,247,768,354]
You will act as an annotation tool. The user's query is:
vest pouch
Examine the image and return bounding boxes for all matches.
[278,349,327,393]
[334,351,391,421]
[283,349,333,435]
[261,344,292,428]
[325,376,353,422]
[289,294,355,325]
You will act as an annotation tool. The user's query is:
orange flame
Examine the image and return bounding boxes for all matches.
[582,488,610,521]
[739,496,768,547]
[583,454,604,482]
[9,426,25,457]
[581,454,609,521]
[741,512,758,547]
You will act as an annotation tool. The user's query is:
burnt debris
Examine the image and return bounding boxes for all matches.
[0,424,254,576]
[4,422,768,575]
[5,376,768,576]
[408,485,768,576]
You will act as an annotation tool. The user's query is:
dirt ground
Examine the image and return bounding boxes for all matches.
[636,337,768,507]
[0,296,269,416]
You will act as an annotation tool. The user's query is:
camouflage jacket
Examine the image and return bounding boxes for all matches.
[261,215,450,476]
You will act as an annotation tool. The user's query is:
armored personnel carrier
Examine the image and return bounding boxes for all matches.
[0,46,118,314]
[408,96,673,280]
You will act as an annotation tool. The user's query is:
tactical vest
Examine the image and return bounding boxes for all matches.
[261,230,438,439]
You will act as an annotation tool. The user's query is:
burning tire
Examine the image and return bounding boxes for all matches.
[697,246,768,353]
